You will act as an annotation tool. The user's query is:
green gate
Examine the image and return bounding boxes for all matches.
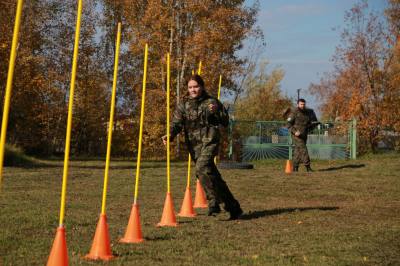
[227,119,357,161]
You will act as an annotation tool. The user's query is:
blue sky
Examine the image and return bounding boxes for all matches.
[243,0,387,109]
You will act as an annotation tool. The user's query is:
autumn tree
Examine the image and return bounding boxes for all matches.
[0,1,71,155]
[234,62,292,121]
[385,0,400,149]
[309,0,399,153]
[1,1,262,158]
[99,0,262,158]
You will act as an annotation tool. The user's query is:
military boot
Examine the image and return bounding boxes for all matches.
[208,205,221,216]
[293,165,299,172]
[306,165,313,172]
[229,206,243,220]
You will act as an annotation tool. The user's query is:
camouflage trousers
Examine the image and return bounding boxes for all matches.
[293,136,310,167]
[190,139,240,212]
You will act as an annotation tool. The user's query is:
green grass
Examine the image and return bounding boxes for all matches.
[1,154,399,265]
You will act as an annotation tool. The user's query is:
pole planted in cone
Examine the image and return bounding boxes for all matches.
[158,53,178,227]
[193,179,208,208]
[120,204,144,243]
[47,1,82,264]
[191,62,208,209]
[47,227,68,266]
[85,215,113,260]
[85,22,121,260]
[120,44,148,243]
[157,192,178,227]
[178,187,196,217]
[285,160,293,174]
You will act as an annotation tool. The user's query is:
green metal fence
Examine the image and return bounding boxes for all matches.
[227,119,357,161]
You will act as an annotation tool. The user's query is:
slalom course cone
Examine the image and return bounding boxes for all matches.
[157,192,178,227]
[47,226,68,266]
[285,160,293,174]
[178,187,196,217]
[193,179,208,208]
[85,214,114,261]
[120,204,144,243]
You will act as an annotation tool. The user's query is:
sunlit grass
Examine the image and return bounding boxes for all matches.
[0,154,399,265]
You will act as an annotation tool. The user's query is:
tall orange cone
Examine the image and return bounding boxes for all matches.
[85,214,114,260]
[120,204,144,243]
[193,179,208,208]
[178,187,196,217]
[285,160,293,174]
[157,192,178,227]
[47,226,68,266]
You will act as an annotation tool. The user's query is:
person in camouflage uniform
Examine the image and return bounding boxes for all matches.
[163,75,243,220]
[287,99,318,172]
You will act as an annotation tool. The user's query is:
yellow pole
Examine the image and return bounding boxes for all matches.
[186,62,202,186]
[0,0,24,189]
[215,75,222,165]
[166,53,171,193]
[101,23,121,215]
[186,153,191,188]
[133,43,148,204]
[59,0,83,226]
[217,75,222,100]
[197,61,202,75]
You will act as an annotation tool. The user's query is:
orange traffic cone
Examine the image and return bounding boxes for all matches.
[47,226,68,266]
[178,187,196,217]
[120,204,144,243]
[157,192,178,227]
[285,160,293,174]
[193,179,208,208]
[85,214,114,260]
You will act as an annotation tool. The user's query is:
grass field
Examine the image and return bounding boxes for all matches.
[1,154,399,265]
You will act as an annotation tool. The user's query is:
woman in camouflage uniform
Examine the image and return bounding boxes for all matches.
[163,75,242,220]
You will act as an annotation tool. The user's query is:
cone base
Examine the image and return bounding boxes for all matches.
[193,180,208,209]
[178,187,197,217]
[47,226,68,266]
[193,203,208,208]
[157,192,178,227]
[156,222,178,227]
[119,237,145,244]
[285,160,293,174]
[120,204,144,244]
[84,214,114,261]
[177,212,196,218]
[84,254,114,261]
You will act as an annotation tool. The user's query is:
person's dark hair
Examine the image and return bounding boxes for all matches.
[187,74,205,89]
[297,98,306,104]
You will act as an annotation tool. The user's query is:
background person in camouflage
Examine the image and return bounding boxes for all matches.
[162,75,243,220]
[287,99,319,172]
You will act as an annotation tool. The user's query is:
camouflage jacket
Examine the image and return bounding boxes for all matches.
[287,108,318,138]
[170,92,229,147]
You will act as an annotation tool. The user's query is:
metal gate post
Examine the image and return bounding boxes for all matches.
[288,133,293,160]
[351,118,357,159]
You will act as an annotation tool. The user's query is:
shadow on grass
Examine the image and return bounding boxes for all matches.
[318,164,365,172]
[12,163,172,170]
[144,234,175,241]
[240,206,339,220]
[11,161,190,170]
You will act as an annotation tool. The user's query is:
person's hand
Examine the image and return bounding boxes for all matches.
[208,103,217,113]
[295,131,301,137]
[161,135,167,145]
